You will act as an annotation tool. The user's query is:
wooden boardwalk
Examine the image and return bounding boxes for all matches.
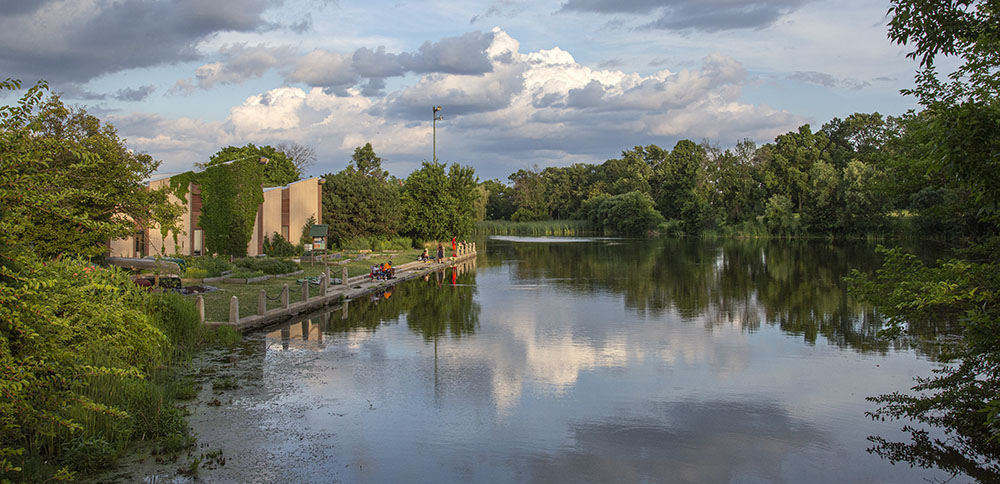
[204,248,477,333]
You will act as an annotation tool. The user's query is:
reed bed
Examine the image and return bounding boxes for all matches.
[474,219,594,236]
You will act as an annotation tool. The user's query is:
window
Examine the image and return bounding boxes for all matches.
[193,228,204,256]
[133,230,146,257]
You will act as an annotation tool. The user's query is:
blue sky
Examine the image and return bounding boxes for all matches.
[0,0,922,180]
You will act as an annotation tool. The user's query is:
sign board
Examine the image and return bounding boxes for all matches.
[312,237,326,251]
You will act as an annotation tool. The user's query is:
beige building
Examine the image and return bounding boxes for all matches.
[109,176,322,258]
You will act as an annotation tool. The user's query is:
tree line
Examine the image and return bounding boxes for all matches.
[479,110,982,238]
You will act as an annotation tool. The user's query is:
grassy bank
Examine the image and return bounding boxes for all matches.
[192,248,423,321]
[474,219,593,236]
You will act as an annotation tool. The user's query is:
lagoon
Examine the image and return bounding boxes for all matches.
[156,237,959,483]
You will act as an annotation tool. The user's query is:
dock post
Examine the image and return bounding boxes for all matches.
[342,267,348,286]
[341,299,349,320]
[196,295,205,324]
[324,266,331,284]
[320,273,328,296]
[229,296,239,324]
[281,284,289,308]
[301,280,309,303]
[258,289,267,315]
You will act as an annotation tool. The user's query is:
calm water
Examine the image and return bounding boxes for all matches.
[187,237,961,483]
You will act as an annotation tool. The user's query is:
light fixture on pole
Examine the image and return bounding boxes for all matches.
[432,105,443,163]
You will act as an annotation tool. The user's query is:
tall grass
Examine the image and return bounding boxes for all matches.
[474,219,594,236]
[4,286,207,482]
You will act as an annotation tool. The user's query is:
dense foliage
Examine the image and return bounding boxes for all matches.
[480,119,903,237]
[263,232,299,257]
[581,191,664,235]
[0,80,181,259]
[321,143,402,246]
[401,161,479,241]
[845,1,1000,481]
[197,157,265,257]
[204,143,300,188]
[1,80,200,481]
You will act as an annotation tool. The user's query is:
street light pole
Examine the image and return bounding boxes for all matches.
[432,105,443,162]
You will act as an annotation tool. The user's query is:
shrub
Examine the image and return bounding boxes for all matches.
[263,232,299,257]
[187,256,233,277]
[582,191,664,235]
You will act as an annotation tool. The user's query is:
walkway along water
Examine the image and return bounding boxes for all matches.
[199,243,477,333]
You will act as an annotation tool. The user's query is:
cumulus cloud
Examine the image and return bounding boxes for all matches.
[0,0,283,85]
[288,31,496,95]
[121,28,804,179]
[559,0,812,31]
[188,43,294,89]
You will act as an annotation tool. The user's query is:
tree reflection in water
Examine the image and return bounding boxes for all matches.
[270,259,481,347]
[482,237,957,360]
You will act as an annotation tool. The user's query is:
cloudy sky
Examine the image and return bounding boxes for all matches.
[0,0,921,180]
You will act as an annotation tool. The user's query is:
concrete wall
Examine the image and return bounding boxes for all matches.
[109,176,321,258]
[287,178,321,245]
[261,187,283,245]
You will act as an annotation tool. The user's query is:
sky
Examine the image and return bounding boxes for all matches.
[0,0,923,180]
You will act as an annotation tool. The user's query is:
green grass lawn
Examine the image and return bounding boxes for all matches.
[188,248,422,321]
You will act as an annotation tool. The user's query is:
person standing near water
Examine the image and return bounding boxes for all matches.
[437,243,444,262]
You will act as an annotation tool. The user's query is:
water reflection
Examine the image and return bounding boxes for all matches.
[266,258,480,346]
[482,237,955,359]
[233,238,959,483]
[532,400,828,484]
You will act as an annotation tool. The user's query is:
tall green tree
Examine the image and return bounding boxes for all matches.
[703,139,765,226]
[401,161,478,240]
[650,140,709,232]
[542,164,598,219]
[508,168,549,222]
[482,179,516,220]
[321,143,401,246]
[600,147,656,196]
[761,125,831,212]
[0,81,180,259]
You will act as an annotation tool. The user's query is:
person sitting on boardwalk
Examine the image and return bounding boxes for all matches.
[420,248,430,261]
[382,260,394,279]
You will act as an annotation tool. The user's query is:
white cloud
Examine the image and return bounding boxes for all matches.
[120,28,805,179]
